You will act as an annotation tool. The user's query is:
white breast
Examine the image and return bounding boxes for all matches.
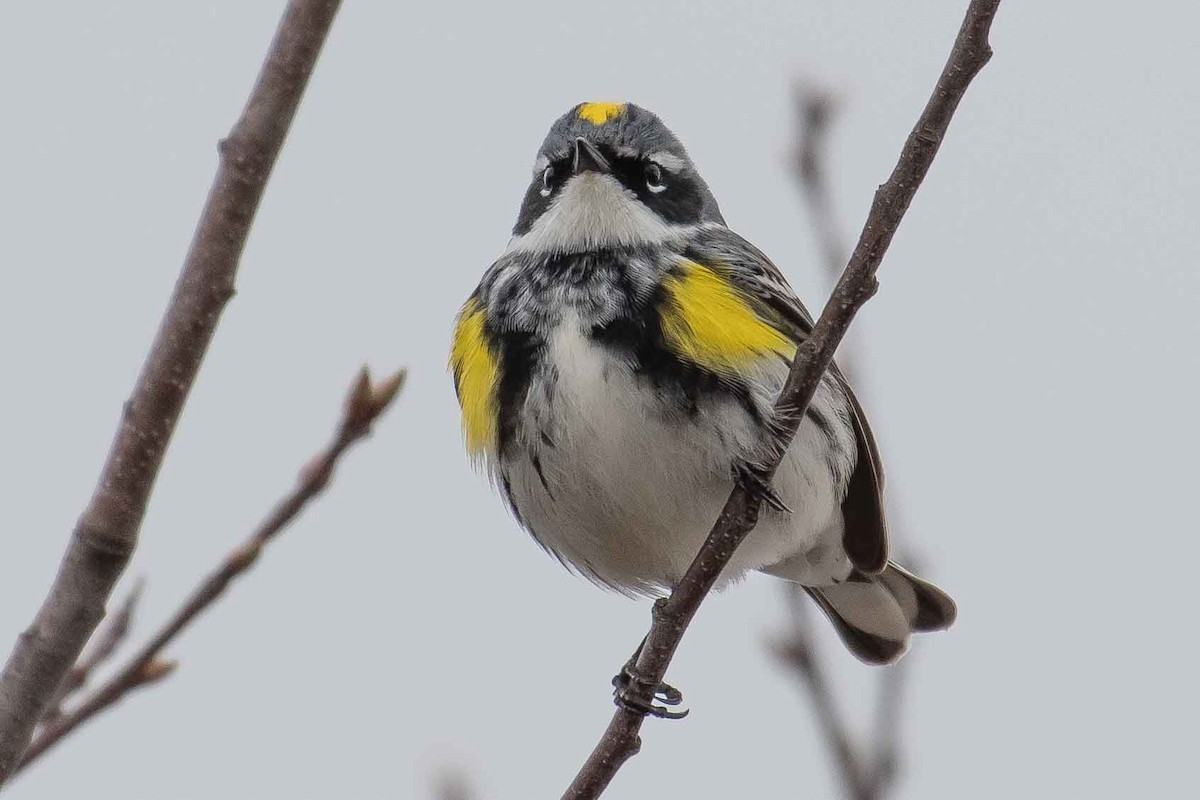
[498,314,857,596]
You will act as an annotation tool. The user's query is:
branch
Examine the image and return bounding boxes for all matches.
[864,658,907,797]
[15,367,405,776]
[772,585,906,800]
[773,86,910,800]
[772,588,868,800]
[792,86,861,385]
[0,1,343,783]
[38,580,144,727]
[793,88,849,291]
[561,2,999,797]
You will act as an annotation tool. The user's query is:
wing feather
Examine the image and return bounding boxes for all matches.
[684,226,889,573]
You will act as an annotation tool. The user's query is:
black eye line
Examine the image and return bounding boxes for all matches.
[536,148,676,196]
[517,146,702,233]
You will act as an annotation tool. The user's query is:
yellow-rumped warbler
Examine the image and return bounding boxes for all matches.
[451,102,955,669]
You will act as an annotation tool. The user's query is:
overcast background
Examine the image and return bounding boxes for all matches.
[2,2,1197,798]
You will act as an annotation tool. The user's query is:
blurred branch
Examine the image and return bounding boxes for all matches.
[16,367,405,776]
[562,2,999,798]
[865,661,906,796]
[772,586,904,800]
[793,89,849,297]
[776,85,914,800]
[772,587,869,799]
[434,767,477,800]
[0,0,343,784]
[792,86,861,384]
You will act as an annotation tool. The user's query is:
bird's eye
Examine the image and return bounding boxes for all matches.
[645,162,666,193]
[540,166,555,197]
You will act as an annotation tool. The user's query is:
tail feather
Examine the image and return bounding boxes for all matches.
[877,561,958,633]
[806,576,910,665]
[805,562,956,665]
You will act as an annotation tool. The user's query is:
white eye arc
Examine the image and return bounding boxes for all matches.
[540,166,554,197]
[645,162,666,193]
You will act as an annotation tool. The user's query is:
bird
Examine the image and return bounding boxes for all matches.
[450,101,955,712]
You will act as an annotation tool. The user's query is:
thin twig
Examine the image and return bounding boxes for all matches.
[776,85,913,800]
[771,586,872,800]
[772,585,909,800]
[792,85,860,385]
[15,367,405,776]
[794,88,849,299]
[864,662,906,796]
[38,580,145,727]
[561,3,999,797]
[786,88,871,798]
[0,1,343,784]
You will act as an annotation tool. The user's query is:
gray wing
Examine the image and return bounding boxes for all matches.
[684,226,889,574]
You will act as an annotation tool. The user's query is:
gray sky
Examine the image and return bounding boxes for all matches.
[2,2,1197,798]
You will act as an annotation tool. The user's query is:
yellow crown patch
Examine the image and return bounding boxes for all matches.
[577,102,626,125]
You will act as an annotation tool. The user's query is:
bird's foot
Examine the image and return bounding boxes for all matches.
[611,665,689,720]
[733,460,791,513]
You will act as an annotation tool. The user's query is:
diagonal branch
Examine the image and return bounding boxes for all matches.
[38,580,145,728]
[15,367,405,777]
[562,2,1000,797]
[0,0,343,784]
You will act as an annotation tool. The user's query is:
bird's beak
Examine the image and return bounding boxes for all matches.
[573,137,611,175]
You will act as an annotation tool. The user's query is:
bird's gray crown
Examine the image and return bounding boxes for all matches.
[539,103,683,162]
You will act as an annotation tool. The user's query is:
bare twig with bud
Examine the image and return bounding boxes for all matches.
[15,367,405,777]
[38,580,145,727]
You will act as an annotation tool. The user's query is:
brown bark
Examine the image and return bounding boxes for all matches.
[0,1,343,784]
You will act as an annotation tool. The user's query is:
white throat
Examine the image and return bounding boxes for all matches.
[506,173,674,255]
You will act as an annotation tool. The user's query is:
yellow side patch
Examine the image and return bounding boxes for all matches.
[577,102,626,125]
[660,261,796,376]
[450,298,500,456]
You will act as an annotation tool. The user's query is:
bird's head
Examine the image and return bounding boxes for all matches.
[508,102,724,254]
